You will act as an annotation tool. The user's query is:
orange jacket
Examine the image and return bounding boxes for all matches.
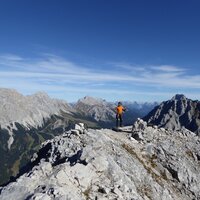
[116,105,125,115]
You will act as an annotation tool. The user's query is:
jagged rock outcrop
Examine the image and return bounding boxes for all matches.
[1,120,199,200]
[143,94,200,135]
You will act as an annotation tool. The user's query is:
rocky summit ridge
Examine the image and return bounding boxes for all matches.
[0,119,199,200]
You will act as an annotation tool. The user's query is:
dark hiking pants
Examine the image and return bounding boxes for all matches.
[116,114,123,127]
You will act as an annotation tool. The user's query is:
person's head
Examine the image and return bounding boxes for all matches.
[118,101,122,106]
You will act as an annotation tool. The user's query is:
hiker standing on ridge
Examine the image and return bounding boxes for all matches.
[116,102,126,127]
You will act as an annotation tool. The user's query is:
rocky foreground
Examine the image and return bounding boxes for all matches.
[0,119,200,200]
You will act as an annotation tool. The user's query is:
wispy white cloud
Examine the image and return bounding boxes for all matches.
[150,65,186,72]
[0,54,24,61]
[110,62,146,72]
[0,53,200,101]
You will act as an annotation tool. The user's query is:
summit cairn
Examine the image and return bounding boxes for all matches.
[70,123,88,135]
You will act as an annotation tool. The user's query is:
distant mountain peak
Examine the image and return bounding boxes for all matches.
[171,94,187,101]
[79,96,105,105]
[30,91,49,98]
[75,96,115,122]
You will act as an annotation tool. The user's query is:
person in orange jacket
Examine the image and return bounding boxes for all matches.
[116,102,126,127]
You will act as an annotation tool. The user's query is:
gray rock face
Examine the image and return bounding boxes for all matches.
[74,96,116,123]
[1,121,199,200]
[143,94,200,135]
[0,88,72,128]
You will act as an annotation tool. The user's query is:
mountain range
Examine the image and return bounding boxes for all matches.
[0,88,200,199]
[0,88,156,185]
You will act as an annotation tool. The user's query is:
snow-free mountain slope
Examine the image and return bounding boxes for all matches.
[0,88,73,129]
[74,96,115,123]
[0,88,73,152]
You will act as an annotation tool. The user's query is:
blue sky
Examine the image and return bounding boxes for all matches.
[0,0,200,102]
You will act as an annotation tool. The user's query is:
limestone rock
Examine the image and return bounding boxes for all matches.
[0,121,200,200]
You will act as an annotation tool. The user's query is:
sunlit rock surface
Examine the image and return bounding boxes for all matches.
[1,120,199,200]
